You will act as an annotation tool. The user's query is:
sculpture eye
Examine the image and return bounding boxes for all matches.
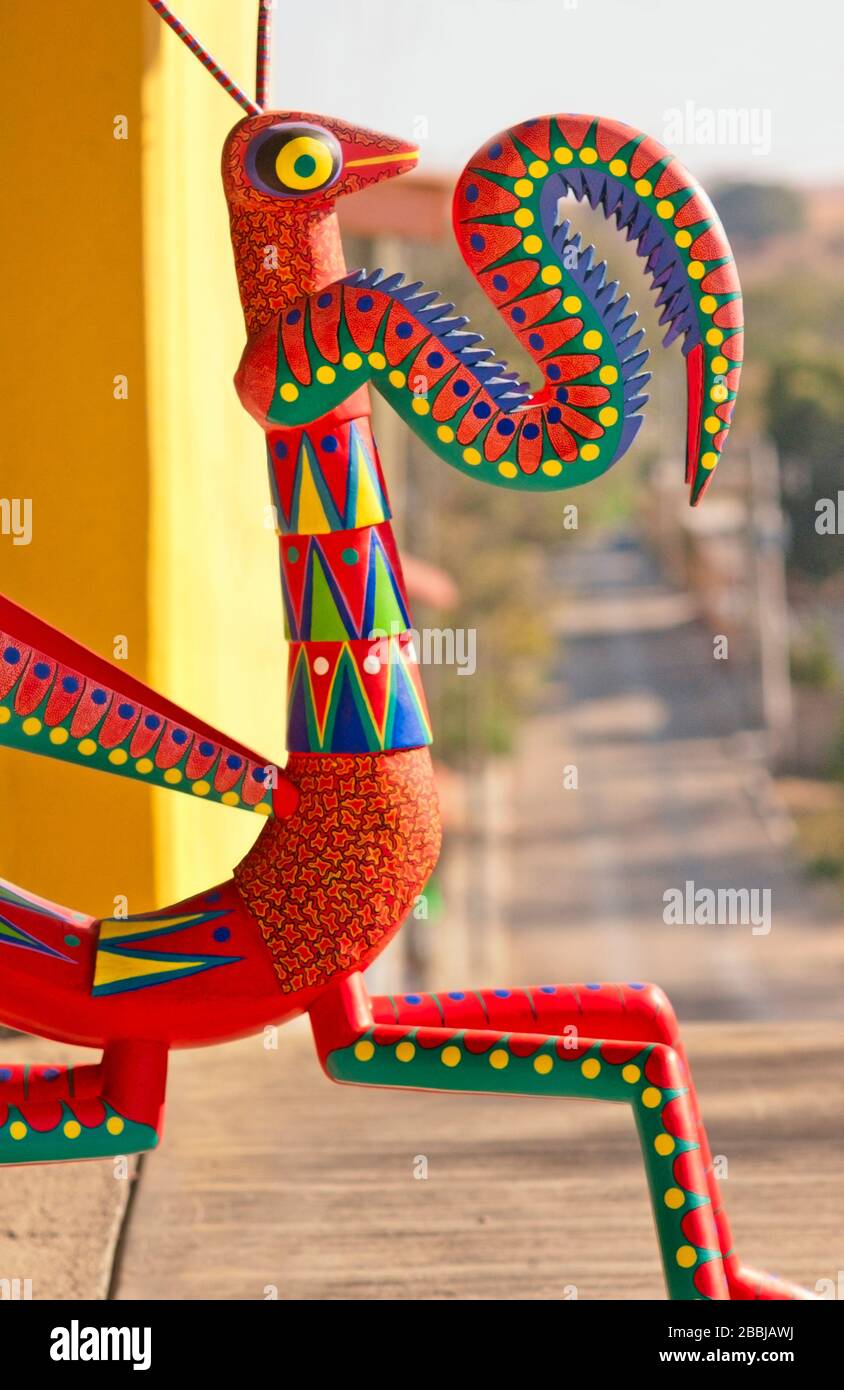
[248,125,341,197]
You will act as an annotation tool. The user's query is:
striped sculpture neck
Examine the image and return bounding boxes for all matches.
[266,407,432,754]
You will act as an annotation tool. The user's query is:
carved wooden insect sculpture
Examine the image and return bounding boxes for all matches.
[0,1,810,1300]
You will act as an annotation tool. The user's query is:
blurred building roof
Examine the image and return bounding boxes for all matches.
[339,173,452,242]
[401,553,459,610]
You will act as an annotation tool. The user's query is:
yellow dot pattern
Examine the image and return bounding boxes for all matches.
[495,127,740,499]
[0,686,274,815]
[0,1106,137,1154]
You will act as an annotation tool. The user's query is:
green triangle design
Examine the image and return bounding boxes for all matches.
[370,546,409,634]
[309,551,353,642]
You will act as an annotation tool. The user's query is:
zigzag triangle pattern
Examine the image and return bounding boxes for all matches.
[0,879,86,963]
[286,634,432,753]
[280,521,412,641]
[0,914,73,962]
[92,908,241,997]
[267,417,390,536]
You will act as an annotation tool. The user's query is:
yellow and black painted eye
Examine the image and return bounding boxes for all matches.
[247,123,342,198]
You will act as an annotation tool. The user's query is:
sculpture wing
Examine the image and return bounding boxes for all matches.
[0,595,297,818]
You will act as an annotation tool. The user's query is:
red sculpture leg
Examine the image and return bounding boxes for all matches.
[311,976,731,1300]
[0,1039,167,1165]
[368,982,814,1300]
[309,976,813,1300]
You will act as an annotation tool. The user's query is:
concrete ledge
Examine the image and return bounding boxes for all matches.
[105,1021,842,1301]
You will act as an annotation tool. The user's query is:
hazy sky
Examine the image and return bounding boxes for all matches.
[270,0,842,183]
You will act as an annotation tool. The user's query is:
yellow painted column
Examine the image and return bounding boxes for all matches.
[141,2,286,905]
[0,2,154,914]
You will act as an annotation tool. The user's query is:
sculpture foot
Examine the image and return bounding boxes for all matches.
[0,1040,167,1165]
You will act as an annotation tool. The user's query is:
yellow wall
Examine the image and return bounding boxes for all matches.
[0,2,283,917]
[142,1,286,905]
[0,2,153,914]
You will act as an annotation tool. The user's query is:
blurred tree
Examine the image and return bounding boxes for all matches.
[790,619,840,689]
[765,356,844,577]
[747,275,844,358]
[713,182,806,244]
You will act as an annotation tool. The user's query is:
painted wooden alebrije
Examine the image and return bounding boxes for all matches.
[0,0,805,1301]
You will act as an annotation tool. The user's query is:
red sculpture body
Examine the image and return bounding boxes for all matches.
[0,1,811,1301]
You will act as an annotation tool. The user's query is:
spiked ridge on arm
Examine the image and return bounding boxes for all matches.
[259,115,741,504]
[0,596,297,818]
[260,260,641,492]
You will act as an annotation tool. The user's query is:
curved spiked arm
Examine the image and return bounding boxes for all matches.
[243,114,741,505]
[0,596,298,818]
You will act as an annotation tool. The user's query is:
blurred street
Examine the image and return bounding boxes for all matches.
[509,530,844,1022]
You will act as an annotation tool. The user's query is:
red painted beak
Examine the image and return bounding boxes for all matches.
[339,128,419,189]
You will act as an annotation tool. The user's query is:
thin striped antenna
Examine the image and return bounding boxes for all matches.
[255,2,274,108]
[146,0,263,117]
